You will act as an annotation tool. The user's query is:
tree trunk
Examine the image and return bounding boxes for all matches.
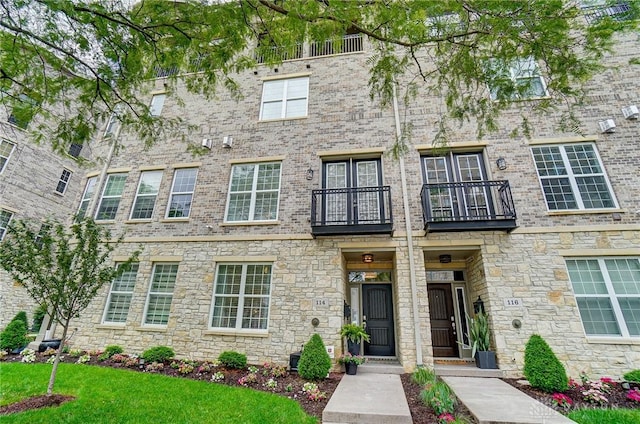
[47,320,69,395]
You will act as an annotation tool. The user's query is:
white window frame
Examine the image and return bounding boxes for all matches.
[259,77,309,120]
[225,162,282,222]
[95,173,128,221]
[103,263,139,324]
[531,142,617,211]
[130,170,163,220]
[0,139,16,174]
[489,57,548,101]
[165,168,198,219]
[567,257,640,338]
[143,263,178,326]
[55,169,72,195]
[209,263,272,332]
[0,209,13,241]
[149,93,166,117]
[77,176,98,220]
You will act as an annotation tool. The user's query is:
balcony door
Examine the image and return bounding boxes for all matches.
[323,159,381,225]
[423,153,491,220]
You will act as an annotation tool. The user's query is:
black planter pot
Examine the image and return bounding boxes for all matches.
[345,362,358,375]
[475,351,497,369]
[38,339,62,353]
[347,340,360,355]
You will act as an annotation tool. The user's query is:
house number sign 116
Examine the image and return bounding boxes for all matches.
[503,298,522,307]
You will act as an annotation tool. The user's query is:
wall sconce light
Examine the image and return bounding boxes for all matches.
[439,254,452,264]
[496,157,507,170]
[473,296,485,314]
[305,168,314,180]
[362,253,374,263]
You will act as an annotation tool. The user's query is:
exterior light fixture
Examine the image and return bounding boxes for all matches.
[306,168,314,180]
[439,254,452,264]
[496,157,507,170]
[473,296,485,314]
[362,253,374,263]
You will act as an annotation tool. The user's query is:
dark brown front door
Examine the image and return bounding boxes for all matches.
[428,283,459,357]
[362,284,395,356]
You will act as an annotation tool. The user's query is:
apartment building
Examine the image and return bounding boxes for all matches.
[1,6,638,379]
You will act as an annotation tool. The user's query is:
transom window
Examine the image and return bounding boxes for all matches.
[531,143,616,211]
[103,263,139,324]
[489,57,547,100]
[0,209,13,241]
[567,258,640,337]
[130,170,163,220]
[55,169,72,195]
[95,173,128,220]
[225,162,281,222]
[77,176,98,220]
[210,263,272,331]
[166,168,198,218]
[1,139,15,174]
[259,77,309,120]
[144,263,178,326]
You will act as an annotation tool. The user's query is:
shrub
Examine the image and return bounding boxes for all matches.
[412,367,437,387]
[523,334,568,393]
[297,333,332,381]
[421,380,456,415]
[11,311,29,328]
[32,304,47,332]
[104,345,124,357]
[623,369,640,383]
[141,346,175,363]
[218,351,247,369]
[0,320,29,351]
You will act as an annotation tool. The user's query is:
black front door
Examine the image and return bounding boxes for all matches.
[428,283,459,357]
[362,284,395,356]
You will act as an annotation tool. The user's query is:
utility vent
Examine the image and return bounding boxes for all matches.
[598,119,616,134]
[622,105,639,120]
[201,138,212,149]
[223,136,233,148]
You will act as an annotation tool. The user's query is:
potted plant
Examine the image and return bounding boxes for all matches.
[340,323,370,355]
[468,312,497,369]
[338,352,366,375]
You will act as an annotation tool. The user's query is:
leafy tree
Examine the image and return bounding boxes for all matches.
[1,1,637,154]
[0,218,139,395]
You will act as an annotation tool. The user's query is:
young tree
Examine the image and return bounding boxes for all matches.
[1,1,637,153]
[0,218,139,395]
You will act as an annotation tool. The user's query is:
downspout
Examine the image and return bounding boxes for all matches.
[87,117,122,218]
[392,84,423,367]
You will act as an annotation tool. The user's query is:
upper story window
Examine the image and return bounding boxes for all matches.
[130,170,163,220]
[0,139,15,174]
[68,143,83,158]
[34,223,50,249]
[149,93,166,117]
[77,176,98,220]
[567,257,640,337]
[259,77,309,120]
[489,57,547,101]
[580,1,633,24]
[0,209,13,241]
[143,263,179,326]
[7,93,39,129]
[103,263,139,324]
[166,168,198,219]
[104,104,122,137]
[55,169,72,195]
[225,162,282,222]
[531,143,617,211]
[95,173,128,220]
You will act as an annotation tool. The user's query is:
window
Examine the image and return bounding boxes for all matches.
[0,209,13,241]
[567,258,640,337]
[55,169,72,195]
[104,105,122,137]
[1,139,15,174]
[531,143,616,211]
[489,57,547,100]
[130,171,163,220]
[259,77,309,120]
[210,263,272,331]
[68,143,83,158]
[166,168,197,218]
[34,224,50,249]
[77,176,98,220]
[225,162,281,222]
[95,173,127,220]
[104,263,139,324]
[8,93,38,129]
[144,263,178,325]
[149,93,166,117]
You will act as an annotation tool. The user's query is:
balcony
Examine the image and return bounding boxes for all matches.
[421,181,517,232]
[311,186,393,236]
[582,2,633,24]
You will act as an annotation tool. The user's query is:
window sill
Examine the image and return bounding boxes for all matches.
[125,219,153,224]
[96,324,126,330]
[94,219,116,224]
[258,116,308,123]
[138,326,168,332]
[204,329,269,338]
[547,208,624,216]
[220,220,279,226]
[585,337,640,345]
[53,191,65,197]
[160,218,190,223]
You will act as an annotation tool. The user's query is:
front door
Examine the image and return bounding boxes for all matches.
[428,283,459,357]
[362,284,395,356]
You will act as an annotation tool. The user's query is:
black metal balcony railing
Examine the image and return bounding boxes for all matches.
[582,2,632,24]
[311,186,393,236]
[420,180,517,232]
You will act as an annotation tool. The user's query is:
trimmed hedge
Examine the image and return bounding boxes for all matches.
[218,351,247,369]
[141,346,175,363]
[0,320,29,351]
[523,334,568,393]
[297,334,332,381]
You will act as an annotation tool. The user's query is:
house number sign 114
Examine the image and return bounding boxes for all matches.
[503,298,522,307]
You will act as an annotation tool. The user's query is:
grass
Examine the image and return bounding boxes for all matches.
[568,408,640,424]
[0,363,317,424]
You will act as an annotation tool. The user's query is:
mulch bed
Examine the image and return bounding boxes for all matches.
[0,394,74,415]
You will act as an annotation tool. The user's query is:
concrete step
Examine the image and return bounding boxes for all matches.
[359,360,405,375]
[435,363,503,378]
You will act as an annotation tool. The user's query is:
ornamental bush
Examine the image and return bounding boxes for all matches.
[623,369,640,383]
[297,333,332,381]
[99,345,124,360]
[11,311,29,328]
[523,334,568,393]
[0,320,29,351]
[141,346,175,363]
[218,351,247,369]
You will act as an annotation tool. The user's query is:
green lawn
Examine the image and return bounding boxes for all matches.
[0,363,317,424]
[568,408,640,424]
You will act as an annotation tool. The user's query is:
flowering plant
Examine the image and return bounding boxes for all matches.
[627,388,640,403]
[551,393,573,408]
[337,353,366,365]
